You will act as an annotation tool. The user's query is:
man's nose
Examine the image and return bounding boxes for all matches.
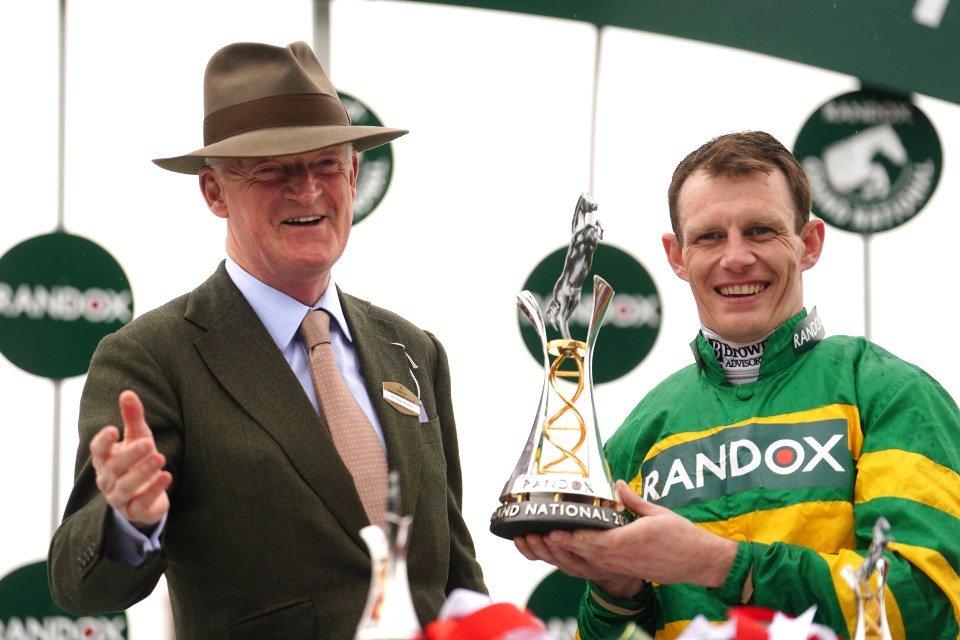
[285,166,322,204]
[719,233,755,271]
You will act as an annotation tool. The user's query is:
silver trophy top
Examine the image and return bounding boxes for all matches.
[545,193,604,340]
[856,516,893,583]
[841,516,894,640]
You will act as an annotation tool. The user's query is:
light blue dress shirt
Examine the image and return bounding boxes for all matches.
[224,258,385,446]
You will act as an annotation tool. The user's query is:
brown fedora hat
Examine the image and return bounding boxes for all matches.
[153,41,407,175]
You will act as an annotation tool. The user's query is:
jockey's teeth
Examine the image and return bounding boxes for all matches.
[720,284,764,296]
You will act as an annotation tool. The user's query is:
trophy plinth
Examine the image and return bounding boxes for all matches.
[492,195,623,540]
[490,494,625,539]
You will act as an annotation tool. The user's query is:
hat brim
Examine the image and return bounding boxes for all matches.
[152,125,408,175]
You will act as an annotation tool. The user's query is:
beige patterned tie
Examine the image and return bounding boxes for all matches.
[299,309,388,527]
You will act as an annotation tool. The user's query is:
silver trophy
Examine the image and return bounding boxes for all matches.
[840,517,894,640]
[490,194,625,539]
[355,471,421,640]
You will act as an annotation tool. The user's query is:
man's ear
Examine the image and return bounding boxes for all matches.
[350,150,359,193]
[662,233,689,282]
[200,168,228,219]
[799,217,825,272]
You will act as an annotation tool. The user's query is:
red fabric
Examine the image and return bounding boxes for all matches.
[423,603,546,640]
[727,606,833,640]
[729,606,777,639]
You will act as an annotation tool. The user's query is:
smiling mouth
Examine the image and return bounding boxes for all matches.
[283,215,323,226]
[718,283,767,296]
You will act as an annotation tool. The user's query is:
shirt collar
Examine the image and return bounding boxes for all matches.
[224,257,354,351]
[691,308,822,383]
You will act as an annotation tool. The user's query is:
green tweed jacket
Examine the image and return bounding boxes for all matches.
[48,263,486,639]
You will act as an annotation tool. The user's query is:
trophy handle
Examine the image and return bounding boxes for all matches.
[841,566,867,640]
[518,290,549,360]
[586,276,618,505]
[586,276,614,361]
[499,291,551,502]
[876,558,893,640]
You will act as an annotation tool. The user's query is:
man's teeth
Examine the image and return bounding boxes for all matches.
[285,216,322,224]
[719,284,765,296]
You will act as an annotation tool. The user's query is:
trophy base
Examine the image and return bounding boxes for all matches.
[489,497,625,540]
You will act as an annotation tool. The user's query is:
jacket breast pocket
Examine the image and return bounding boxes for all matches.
[419,417,442,444]
[232,598,316,640]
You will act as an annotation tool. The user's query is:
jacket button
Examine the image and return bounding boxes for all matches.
[736,386,754,401]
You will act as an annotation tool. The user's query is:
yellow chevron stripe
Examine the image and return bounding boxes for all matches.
[656,619,693,639]
[639,404,863,467]
[857,450,960,520]
[888,542,960,636]
[695,501,855,548]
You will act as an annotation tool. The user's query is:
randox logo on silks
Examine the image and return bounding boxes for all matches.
[338,92,396,225]
[0,560,128,639]
[793,88,942,234]
[0,232,133,380]
[640,419,851,510]
[519,243,661,384]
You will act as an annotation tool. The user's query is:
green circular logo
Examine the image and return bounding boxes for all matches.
[518,243,661,384]
[0,561,128,637]
[0,232,133,380]
[794,88,942,234]
[339,92,396,225]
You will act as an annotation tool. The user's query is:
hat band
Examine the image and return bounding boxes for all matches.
[203,93,351,145]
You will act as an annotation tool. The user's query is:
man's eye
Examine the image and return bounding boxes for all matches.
[748,226,773,237]
[697,232,720,242]
[311,160,340,172]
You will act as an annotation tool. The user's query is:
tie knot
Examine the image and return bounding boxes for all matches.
[299,309,331,349]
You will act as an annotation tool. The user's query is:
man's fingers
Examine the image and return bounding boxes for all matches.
[616,480,658,516]
[97,438,157,491]
[112,458,170,525]
[91,426,123,493]
[515,533,575,569]
[515,534,555,563]
[515,531,617,583]
[118,390,153,442]
[89,426,120,463]
[125,470,173,529]
[89,391,171,526]
[541,534,602,580]
[111,452,166,500]
[514,536,539,562]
